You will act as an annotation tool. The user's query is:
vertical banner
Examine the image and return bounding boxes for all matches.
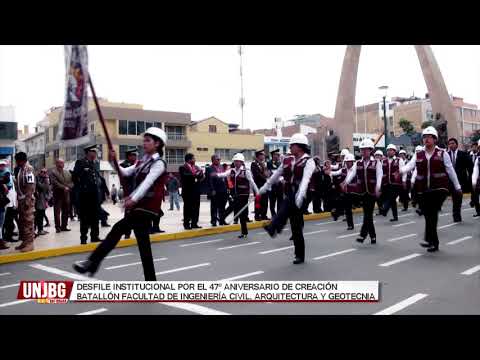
[58,45,90,144]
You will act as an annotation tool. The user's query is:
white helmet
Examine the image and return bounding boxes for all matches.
[344,153,355,162]
[374,150,384,156]
[477,139,480,146]
[386,144,397,151]
[399,150,407,155]
[289,133,309,146]
[232,153,245,162]
[144,127,167,145]
[415,145,423,152]
[422,126,438,139]
[359,138,375,149]
[340,148,350,156]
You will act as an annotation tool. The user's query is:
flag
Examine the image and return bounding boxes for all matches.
[58,45,89,143]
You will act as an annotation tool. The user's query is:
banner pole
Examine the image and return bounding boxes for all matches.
[88,75,130,197]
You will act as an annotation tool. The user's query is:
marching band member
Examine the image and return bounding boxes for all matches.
[259,133,315,264]
[400,126,461,252]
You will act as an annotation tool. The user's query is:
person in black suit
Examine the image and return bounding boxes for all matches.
[469,140,479,208]
[179,153,205,230]
[205,154,228,226]
[266,149,283,216]
[250,149,270,221]
[447,137,473,222]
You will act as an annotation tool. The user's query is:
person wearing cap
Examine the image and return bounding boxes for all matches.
[0,160,13,250]
[259,133,315,264]
[372,149,385,215]
[400,126,462,252]
[49,159,73,233]
[216,153,259,239]
[74,127,169,280]
[13,152,36,252]
[379,144,407,222]
[342,139,383,245]
[251,149,270,221]
[205,154,228,227]
[329,153,357,230]
[34,168,50,237]
[469,140,479,208]
[267,149,283,217]
[397,150,411,211]
[447,137,473,223]
[330,149,350,171]
[179,153,205,230]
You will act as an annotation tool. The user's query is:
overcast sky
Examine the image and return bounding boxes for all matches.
[1,45,479,131]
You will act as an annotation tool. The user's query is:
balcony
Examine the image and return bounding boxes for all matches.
[165,133,190,148]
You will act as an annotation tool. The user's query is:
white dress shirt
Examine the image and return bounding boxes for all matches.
[448,148,458,168]
[119,153,166,203]
[217,166,259,194]
[400,147,461,191]
[472,158,479,188]
[344,157,383,194]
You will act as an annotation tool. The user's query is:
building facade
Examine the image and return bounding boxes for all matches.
[0,105,18,163]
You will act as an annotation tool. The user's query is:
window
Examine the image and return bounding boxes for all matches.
[53,149,59,159]
[128,121,137,135]
[165,126,185,140]
[137,121,145,135]
[196,147,208,151]
[146,122,153,129]
[209,125,217,133]
[119,120,128,135]
[66,147,77,161]
[97,144,103,160]
[45,129,49,143]
[166,148,185,164]
[119,145,129,159]
[45,151,49,158]
[389,103,395,110]
[155,122,162,129]
[53,126,58,141]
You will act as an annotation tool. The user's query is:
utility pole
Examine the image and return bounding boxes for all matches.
[239,45,245,129]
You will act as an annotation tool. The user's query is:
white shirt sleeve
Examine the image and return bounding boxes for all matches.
[376,160,383,193]
[246,169,259,194]
[344,162,357,185]
[411,168,417,185]
[216,171,229,179]
[400,153,417,174]
[330,169,343,177]
[119,164,136,177]
[330,163,340,171]
[130,160,166,203]
[296,159,315,201]
[443,151,461,191]
[264,165,284,190]
[399,158,407,182]
[472,158,479,188]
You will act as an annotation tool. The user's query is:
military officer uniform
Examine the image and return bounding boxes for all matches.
[15,156,36,252]
[72,145,101,244]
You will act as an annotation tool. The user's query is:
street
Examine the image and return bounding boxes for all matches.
[1,198,480,315]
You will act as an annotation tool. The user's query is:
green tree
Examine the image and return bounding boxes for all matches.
[421,120,433,129]
[399,118,415,136]
[470,129,480,143]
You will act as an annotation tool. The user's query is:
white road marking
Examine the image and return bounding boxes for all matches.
[337,233,360,239]
[439,213,451,217]
[446,236,472,246]
[387,234,417,242]
[155,263,211,276]
[0,283,19,290]
[461,265,480,276]
[161,302,230,315]
[77,308,108,315]
[218,271,264,281]
[259,246,294,255]
[392,221,416,227]
[313,248,356,261]
[304,230,329,235]
[30,263,93,281]
[180,239,224,247]
[0,272,11,277]
[354,221,376,226]
[379,253,422,267]
[105,253,134,259]
[464,208,475,212]
[315,221,337,226]
[374,293,428,315]
[438,223,458,230]
[105,258,167,270]
[0,299,32,308]
[217,242,260,250]
[398,213,414,218]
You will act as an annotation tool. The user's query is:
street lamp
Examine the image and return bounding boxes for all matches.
[379,85,389,148]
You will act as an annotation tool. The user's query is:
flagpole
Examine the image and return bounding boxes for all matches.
[88,75,129,196]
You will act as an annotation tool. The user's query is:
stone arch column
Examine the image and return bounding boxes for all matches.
[333,45,459,149]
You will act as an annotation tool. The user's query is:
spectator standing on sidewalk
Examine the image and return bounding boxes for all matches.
[167,173,180,211]
[49,158,73,233]
[0,160,13,250]
[111,184,118,205]
[3,165,18,243]
[34,168,50,237]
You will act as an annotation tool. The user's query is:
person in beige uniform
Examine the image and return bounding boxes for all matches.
[49,159,73,233]
[14,152,35,252]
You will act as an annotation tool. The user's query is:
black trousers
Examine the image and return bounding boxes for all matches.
[418,190,447,247]
[338,193,354,228]
[270,192,305,260]
[79,201,100,242]
[382,184,401,219]
[34,209,45,232]
[151,209,164,232]
[3,207,17,240]
[224,195,249,235]
[182,191,200,227]
[451,188,463,220]
[254,192,269,220]
[268,186,283,217]
[360,194,377,239]
[473,189,480,215]
[399,186,410,210]
[210,192,227,225]
[89,210,157,281]
[312,192,323,213]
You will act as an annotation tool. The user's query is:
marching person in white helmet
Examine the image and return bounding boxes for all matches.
[215,152,259,239]
[470,139,480,217]
[379,144,407,222]
[330,148,350,171]
[74,127,169,280]
[259,133,315,264]
[373,149,385,215]
[341,138,383,245]
[400,126,461,252]
[397,149,411,211]
[410,145,424,212]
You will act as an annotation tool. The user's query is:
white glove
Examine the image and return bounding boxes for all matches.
[259,184,268,195]
[295,194,304,209]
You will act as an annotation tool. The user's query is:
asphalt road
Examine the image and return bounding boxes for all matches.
[1,199,480,315]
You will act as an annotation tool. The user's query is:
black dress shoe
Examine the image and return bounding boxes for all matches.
[390,218,399,222]
[238,234,247,239]
[61,228,71,232]
[402,208,408,212]
[91,238,102,243]
[219,221,229,226]
[356,237,365,244]
[72,260,98,277]
[427,246,439,252]
[420,242,431,248]
[263,224,277,238]
[293,257,304,264]
[370,238,376,244]
[453,218,462,223]
[347,226,354,230]
[416,209,423,216]
[211,223,217,227]
[246,219,252,223]
[254,217,262,222]
[470,201,475,208]
[191,225,202,229]
[473,213,480,217]
[101,223,111,227]
[184,224,191,230]
[56,229,62,233]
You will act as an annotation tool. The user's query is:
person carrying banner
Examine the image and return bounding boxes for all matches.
[260,133,315,264]
[216,153,259,239]
[73,127,168,280]
[400,126,462,252]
